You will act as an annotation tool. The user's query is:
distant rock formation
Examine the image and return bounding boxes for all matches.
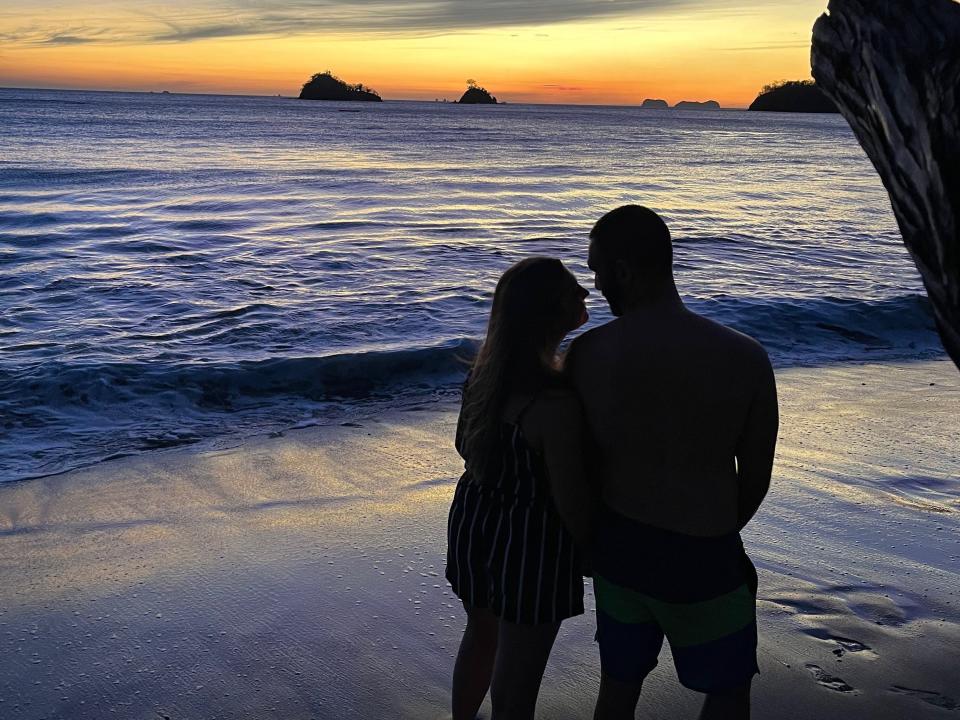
[674,100,720,110]
[458,80,497,104]
[641,99,669,109]
[749,80,838,113]
[299,72,382,102]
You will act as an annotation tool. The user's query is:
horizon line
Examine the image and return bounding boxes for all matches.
[0,85,752,110]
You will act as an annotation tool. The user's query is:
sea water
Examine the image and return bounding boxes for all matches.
[0,88,941,482]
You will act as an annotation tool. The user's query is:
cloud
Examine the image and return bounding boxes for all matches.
[42,33,96,45]
[4,0,769,45]
[152,23,261,41]
[0,24,122,46]
[225,0,684,32]
[315,0,771,30]
[719,40,811,51]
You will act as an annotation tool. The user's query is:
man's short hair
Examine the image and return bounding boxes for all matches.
[589,205,672,275]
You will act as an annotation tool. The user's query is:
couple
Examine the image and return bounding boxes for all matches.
[445,205,779,720]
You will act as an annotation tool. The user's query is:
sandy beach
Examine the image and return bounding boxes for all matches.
[1,360,958,719]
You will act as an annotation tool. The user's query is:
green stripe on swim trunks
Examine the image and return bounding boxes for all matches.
[594,575,755,648]
[593,574,657,623]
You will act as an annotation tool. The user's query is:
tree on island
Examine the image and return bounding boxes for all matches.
[299,71,382,102]
[749,80,838,113]
[458,79,498,104]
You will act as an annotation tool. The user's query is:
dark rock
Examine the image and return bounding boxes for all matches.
[458,85,497,104]
[640,98,669,109]
[813,0,960,369]
[749,80,839,113]
[299,72,382,102]
[673,100,721,110]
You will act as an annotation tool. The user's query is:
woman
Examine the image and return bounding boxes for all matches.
[446,257,596,720]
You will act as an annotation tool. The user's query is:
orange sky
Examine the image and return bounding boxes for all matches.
[0,1,829,106]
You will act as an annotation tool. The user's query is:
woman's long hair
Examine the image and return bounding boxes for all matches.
[458,257,579,482]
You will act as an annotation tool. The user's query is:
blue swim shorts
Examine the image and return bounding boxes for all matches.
[593,507,759,694]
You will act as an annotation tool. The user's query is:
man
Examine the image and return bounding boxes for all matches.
[567,205,779,720]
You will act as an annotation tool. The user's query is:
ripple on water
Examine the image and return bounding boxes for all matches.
[0,89,943,482]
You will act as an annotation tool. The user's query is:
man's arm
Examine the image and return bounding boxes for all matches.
[735,353,779,530]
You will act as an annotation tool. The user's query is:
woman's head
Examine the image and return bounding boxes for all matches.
[485,257,588,360]
[459,257,587,479]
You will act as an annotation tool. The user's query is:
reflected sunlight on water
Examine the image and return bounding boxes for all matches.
[0,88,942,481]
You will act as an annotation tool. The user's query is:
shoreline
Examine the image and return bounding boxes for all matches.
[2,352,948,489]
[1,360,958,718]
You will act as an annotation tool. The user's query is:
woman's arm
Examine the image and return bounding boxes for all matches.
[525,389,598,552]
[454,375,472,460]
[454,404,466,459]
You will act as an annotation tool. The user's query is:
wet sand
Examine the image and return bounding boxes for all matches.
[1,360,958,719]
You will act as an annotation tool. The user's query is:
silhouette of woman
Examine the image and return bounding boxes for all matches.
[446,257,596,719]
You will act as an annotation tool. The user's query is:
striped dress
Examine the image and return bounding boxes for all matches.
[445,410,584,625]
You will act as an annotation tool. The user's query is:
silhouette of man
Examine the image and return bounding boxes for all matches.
[567,205,778,720]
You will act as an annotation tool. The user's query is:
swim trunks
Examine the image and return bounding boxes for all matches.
[593,506,759,693]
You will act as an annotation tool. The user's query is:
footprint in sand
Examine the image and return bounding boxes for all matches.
[768,595,839,616]
[801,628,877,658]
[832,638,871,656]
[821,583,913,627]
[805,664,857,693]
[890,686,959,711]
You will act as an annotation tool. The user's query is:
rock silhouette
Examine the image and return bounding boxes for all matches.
[749,80,838,113]
[299,72,382,102]
[458,81,497,104]
[674,100,720,110]
[813,0,960,368]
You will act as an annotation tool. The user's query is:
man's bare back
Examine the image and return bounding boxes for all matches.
[568,304,777,537]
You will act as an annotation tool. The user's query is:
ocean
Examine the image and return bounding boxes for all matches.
[0,87,941,483]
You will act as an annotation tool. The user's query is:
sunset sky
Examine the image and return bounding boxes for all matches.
[1,1,828,106]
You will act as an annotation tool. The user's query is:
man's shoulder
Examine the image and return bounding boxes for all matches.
[564,322,620,389]
[689,312,771,366]
[568,319,618,356]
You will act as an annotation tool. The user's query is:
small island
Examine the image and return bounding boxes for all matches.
[299,71,382,102]
[641,99,669,109]
[458,80,498,104]
[674,100,721,110]
[749,80,839,113]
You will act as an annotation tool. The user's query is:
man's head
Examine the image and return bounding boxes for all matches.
[588,205,673,316]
